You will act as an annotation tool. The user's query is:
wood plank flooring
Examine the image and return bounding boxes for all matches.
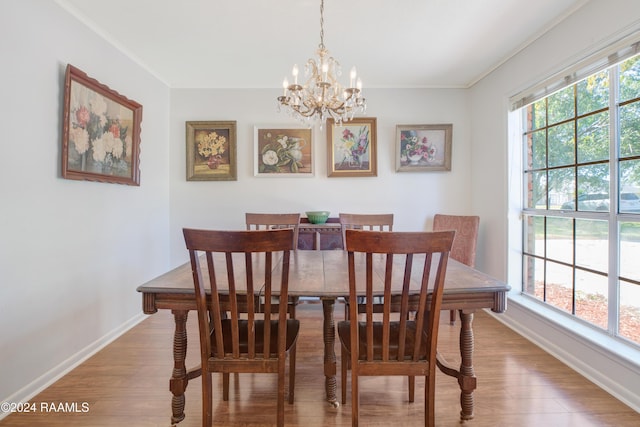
[1,303,638,426]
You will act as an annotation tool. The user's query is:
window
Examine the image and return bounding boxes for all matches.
[520,54,640,347]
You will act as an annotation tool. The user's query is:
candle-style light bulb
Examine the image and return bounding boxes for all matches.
[356,77,362,91]
[292,64,299,84]
[350,66,357,87]
[283,77,289,96]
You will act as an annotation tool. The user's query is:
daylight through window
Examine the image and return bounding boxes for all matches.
[520,54,640,346]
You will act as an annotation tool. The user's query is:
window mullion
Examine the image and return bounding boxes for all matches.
[608,66,620,336]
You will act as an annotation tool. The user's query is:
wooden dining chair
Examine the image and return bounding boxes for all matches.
[246,212,301,319]
[245,213,301,248]
[339,213,394,319]
[339,213,394,248]
[338,229,455,426]
[433,214,480,324]
[183,228,300,427]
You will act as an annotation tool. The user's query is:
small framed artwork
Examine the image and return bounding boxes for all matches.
[186,121,237,181]
[327,117,377,177]
[396,124,452,172]
[62,64,143,185]
[254,126,313,176]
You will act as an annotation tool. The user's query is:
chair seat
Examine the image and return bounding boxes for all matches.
[213,319,300,355]
[337,320,428,360]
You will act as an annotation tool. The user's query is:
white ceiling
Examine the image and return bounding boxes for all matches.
[57,0,587,89]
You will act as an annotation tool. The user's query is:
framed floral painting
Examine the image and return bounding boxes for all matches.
[396,124,452,172]
[62,64,143,185]
[254,126,313,176]
[327,117,377,177]
[186,121,237,181]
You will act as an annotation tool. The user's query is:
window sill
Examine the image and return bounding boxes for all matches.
[503,292,640,366]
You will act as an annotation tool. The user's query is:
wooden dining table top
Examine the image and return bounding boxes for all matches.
[137,249,510,311]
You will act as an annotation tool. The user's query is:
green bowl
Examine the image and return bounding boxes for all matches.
[306,211,330,224]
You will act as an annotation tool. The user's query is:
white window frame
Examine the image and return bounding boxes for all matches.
[501,26,640,412]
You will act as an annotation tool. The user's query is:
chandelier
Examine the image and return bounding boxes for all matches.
[277,0,366,125]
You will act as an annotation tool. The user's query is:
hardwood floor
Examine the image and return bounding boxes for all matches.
[1,303,638,426]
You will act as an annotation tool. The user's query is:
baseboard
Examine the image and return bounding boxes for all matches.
[0,312,147,421]
[488,296,640,413]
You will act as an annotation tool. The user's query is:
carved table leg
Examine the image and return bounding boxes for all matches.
[322,298,339,407]
[169,310,189,425]
[459,310,477,421]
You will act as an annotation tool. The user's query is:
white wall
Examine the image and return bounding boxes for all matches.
[469,0,640,411]
[168,88,472,266]
[0,0,171,406]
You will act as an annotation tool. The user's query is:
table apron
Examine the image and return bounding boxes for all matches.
[143,291,506,315]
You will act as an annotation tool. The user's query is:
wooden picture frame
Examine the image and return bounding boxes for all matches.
[396,124,452,172]
[327,117,377,177]
[62,64,142,185]
[254,125,313,176]
[186,121,237,181]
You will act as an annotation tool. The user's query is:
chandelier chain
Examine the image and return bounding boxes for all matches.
[319,0,325,49]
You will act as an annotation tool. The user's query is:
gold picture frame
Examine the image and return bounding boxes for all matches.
[326,117,377,177]
[186,121,237,181]
[254,125,313,176]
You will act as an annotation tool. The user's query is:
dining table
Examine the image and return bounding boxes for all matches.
[137,249,510,425]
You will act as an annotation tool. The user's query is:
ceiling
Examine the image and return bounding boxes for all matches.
[57,0,587,89]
